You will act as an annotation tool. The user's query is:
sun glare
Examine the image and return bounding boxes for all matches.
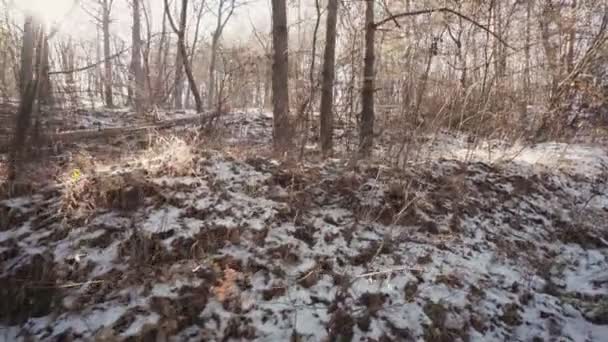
[16,0,75,26]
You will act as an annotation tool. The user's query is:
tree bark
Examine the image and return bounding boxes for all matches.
[566,0,577,73]
[102,0,114,107]
[539,1,560,98]
[271,0,293,153]
[208,32,220,109]
[38,33,52,106]
[164,0,203,113]
[19,15,35,96]
[360,0,375,157]
[208,0,236,110]
[132,0,145,114]
[319,0,338,156]
[173,0,185,109]
[10,14,38,180]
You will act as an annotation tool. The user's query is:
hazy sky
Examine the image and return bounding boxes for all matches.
[13,0,322,45]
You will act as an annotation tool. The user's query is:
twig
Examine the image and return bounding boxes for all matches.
[357,266,422,279]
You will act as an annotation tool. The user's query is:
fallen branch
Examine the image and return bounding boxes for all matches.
[0,113,216,154]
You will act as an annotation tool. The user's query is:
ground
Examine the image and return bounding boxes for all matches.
[0,110,607,341]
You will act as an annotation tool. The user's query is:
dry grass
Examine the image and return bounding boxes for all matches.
[136,135,198,177]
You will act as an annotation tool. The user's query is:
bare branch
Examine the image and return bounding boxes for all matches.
[163,0,180,35]
[374,7,514,50]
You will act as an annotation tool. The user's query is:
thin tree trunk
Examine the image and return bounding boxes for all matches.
[173,0,185,109]
[102,0,114,107]
[360,0,375,156]
[208,33,219,109]
[208,0,236,110]
[264,57,272,109]
[539,1,560,99]
[19,15,35,95]
[164,0,203,112]
[271,0,293,153]
[38,33,52,106]
[132,0,145,114]
[10,14,38,180]
[523,0,531,113]
[566,0,577,73]
[319,0,338,156]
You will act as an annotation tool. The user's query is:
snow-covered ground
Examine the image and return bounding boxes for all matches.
[0,112,607,341]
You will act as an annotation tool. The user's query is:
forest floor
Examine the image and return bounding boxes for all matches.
[1,110,607,341]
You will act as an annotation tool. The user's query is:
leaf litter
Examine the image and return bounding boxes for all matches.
[0,112,607,341]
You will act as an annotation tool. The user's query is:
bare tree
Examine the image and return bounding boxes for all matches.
[208,0,237,110]
[164,0,203,112]
[102,0,114,107]
[319,0,338,156]
[131,0,145,114]
[271,0,293,153]
[359,0,375,157]
[172,0,185,109]
[10,14,38,180]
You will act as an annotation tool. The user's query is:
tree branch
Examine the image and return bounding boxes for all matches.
[163,0,180,35]
[374,7,514,50]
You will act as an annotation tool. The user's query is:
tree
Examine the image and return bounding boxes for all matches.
[271,0,293,153]
[164,0,203,112]
[131,0,145,114]
[19,15,35,96]
[208,0,237,110]
[172,0,185,109]
[102,0,114,107]
[319,0,338,156]
[359,0,375,157]
[9,13,38,180]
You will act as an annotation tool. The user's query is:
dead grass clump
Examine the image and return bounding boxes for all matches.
[138,135,198,177]
[150,284,209,330]
[327,307,355,341]
[61,171,160,222]
[119,229,168,266]
[0,204,27,231]
[423,301,468,342]
[193,226,238,254]
[556,223,608,249]
[223,316,256,340]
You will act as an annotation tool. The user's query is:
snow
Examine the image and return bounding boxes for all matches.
[1,132,607,341]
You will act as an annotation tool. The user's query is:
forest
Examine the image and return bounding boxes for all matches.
[0,0,607,340]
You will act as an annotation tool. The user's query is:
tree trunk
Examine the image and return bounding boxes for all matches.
[566,0,577,73]
[132,0,145,114]
[524,0,531,96]
[271,0,293,153]
[264,57,272,109]
[208,0,224,110]
[164,0,203,112]
[539,1,560,99]
[19,15,35,95]
[38,34,52,106]
[493,0,506,78]
[155,6,168,104]
[10,14,38,180]
[102,0,114,107]
[359,0,375,157]
[208,34,219,109]
[173,0,185,109]
[319,0,338,156]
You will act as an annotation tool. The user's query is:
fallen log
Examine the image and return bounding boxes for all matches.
[0,113,212,154]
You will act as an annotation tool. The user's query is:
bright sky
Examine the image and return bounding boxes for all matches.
[15,0,76,25]
[12,0,274,42]
[11,0,320,50]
